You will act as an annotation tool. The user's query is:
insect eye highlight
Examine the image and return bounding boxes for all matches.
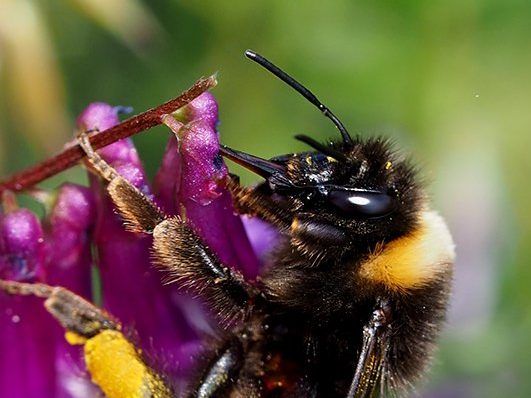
[328,189,396,218]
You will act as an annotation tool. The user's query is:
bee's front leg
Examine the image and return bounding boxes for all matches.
[78,130,257,322]
[152,217,256,321]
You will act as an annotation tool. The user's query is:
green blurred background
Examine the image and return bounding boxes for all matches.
[1,1,530,396]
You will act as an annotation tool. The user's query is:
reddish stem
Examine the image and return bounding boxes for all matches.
[0,76,217,194]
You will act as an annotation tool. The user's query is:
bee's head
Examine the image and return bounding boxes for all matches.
[222,136,422,258]
[221,50,425,261]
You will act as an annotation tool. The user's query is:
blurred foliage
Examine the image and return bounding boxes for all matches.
[1,1,530,397]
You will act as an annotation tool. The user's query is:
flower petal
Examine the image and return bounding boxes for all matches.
[0,206,58,397]
[241,216,281,266]
[154,135,181,214]
[0,295,60,397]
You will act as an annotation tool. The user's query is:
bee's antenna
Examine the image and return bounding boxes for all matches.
[245,50,353,146]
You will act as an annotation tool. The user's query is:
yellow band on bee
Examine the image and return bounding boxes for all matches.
[83,330,171,398]
[359,210,455,291]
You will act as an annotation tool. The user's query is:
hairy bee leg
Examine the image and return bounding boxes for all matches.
[0,280,173,398]
[226,177,292,230]
[153,218,256,321]
[78,129,166,233]
[106,177,167,233]
[105,179,256,319]
[77,129,120,182]
[78,129,256,318]
[0,280,119,335]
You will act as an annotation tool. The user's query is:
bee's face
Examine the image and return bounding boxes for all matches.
[252,137,422,255]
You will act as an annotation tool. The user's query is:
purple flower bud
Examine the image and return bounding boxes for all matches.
[179,121,227,205]
[44,183,95,299]
[77,102,149,194]
[76,103,123,133]
[0,208,45,282]
[179,90,218,131]
[155,93,260,278]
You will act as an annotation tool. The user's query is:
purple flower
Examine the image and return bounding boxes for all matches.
[1,186,102,398]
[0,92,277,397]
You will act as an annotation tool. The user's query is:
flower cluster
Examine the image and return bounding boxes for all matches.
[0,92,277,397]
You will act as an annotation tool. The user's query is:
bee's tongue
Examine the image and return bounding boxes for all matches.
[219,145,285,179]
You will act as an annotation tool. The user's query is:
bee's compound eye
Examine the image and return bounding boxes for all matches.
[328,190,395,218]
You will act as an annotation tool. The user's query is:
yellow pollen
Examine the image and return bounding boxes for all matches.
[84,330,170,398]
[65,331,86,346]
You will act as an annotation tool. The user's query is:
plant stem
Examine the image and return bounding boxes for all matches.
[0,76,217,194]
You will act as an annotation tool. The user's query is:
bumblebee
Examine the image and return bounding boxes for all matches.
[0,51,454,397]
